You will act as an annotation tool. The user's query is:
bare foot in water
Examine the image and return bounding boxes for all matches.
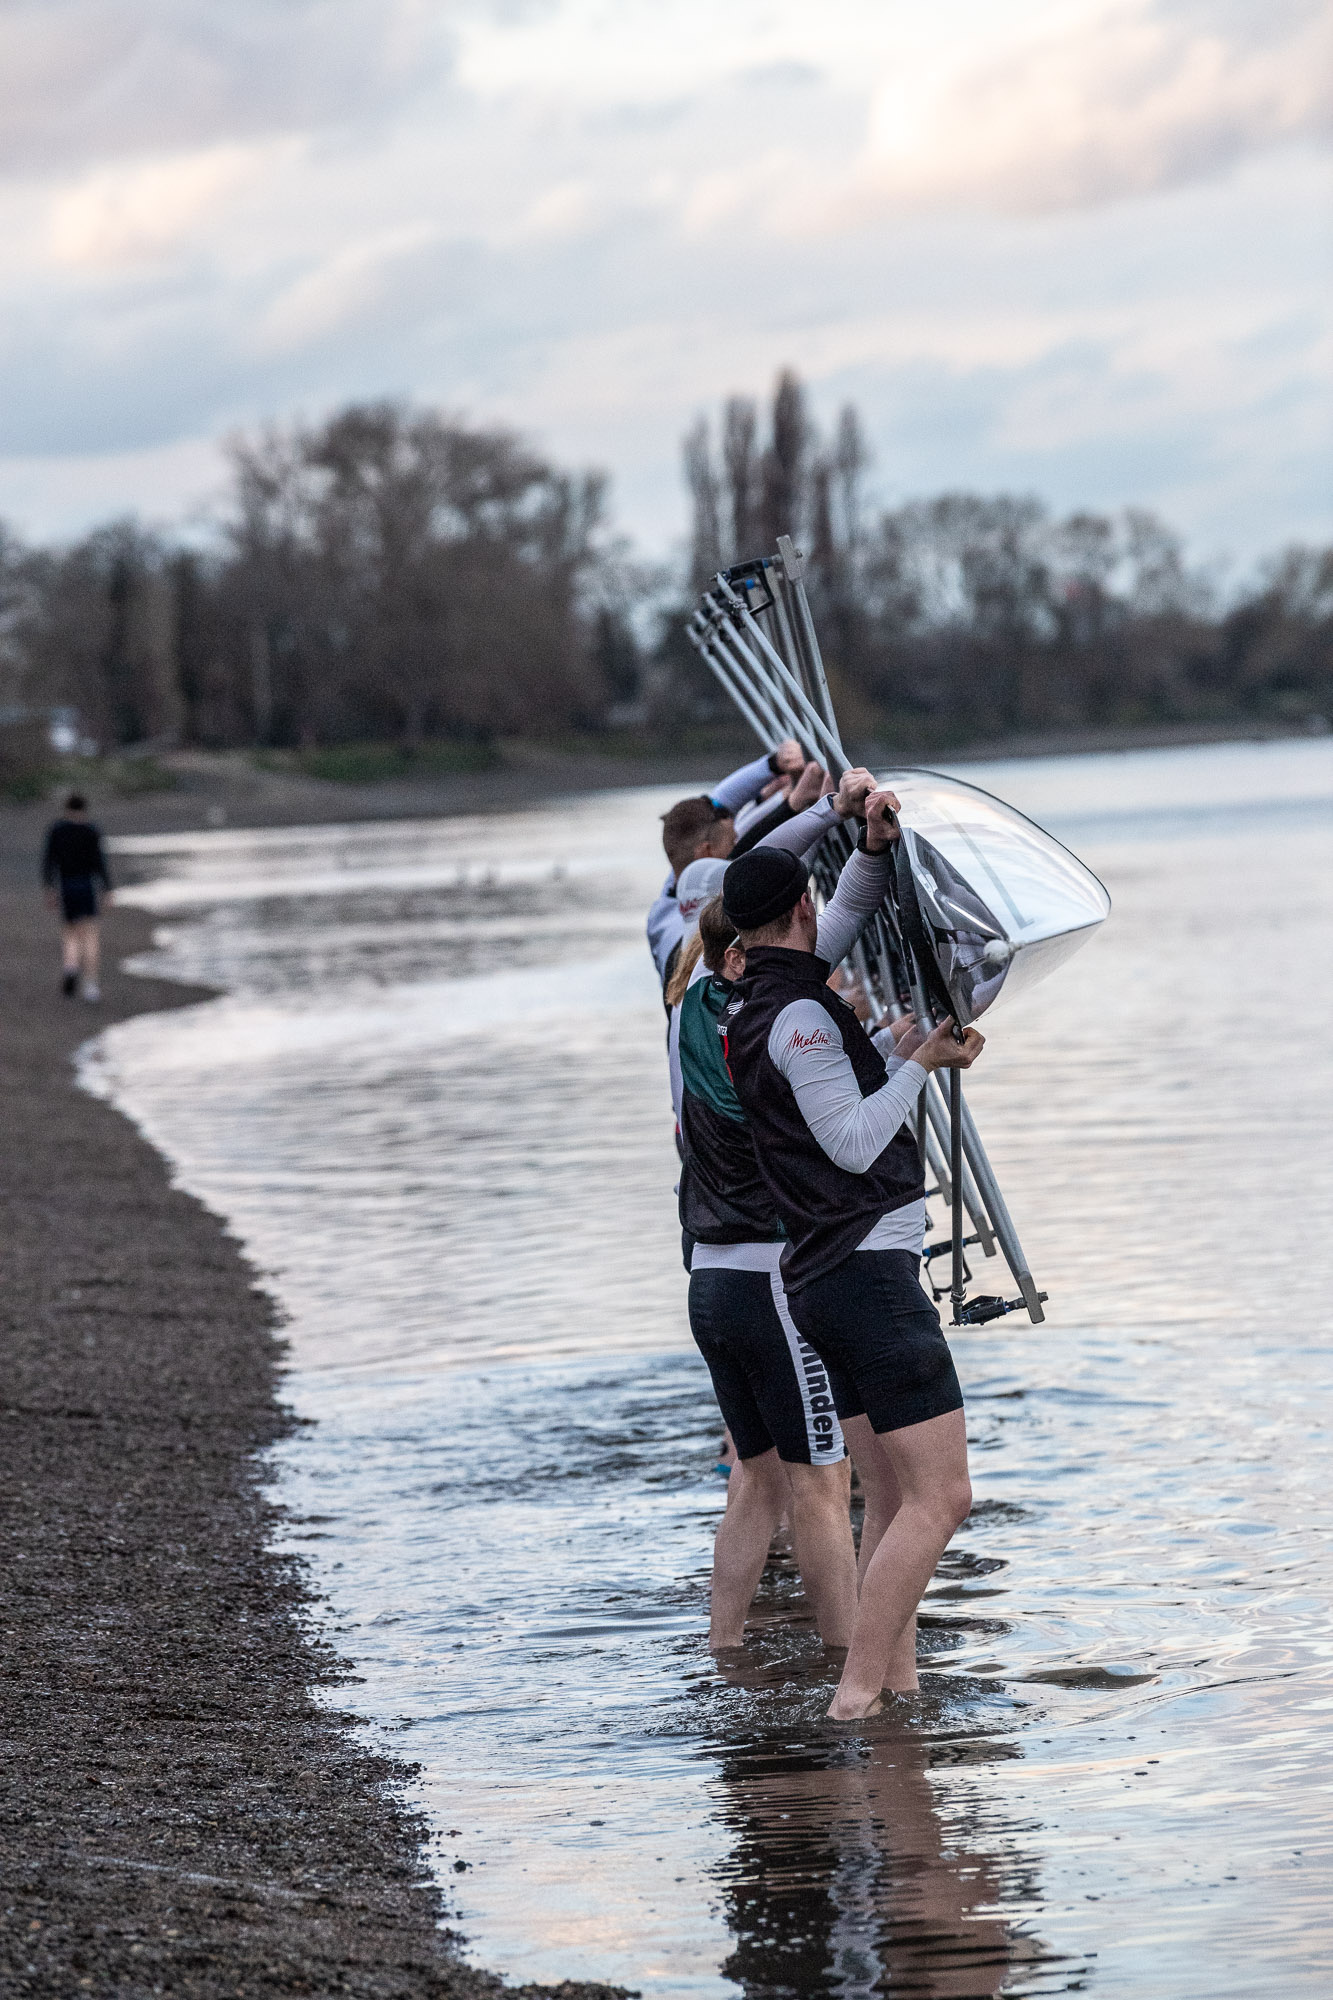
[828,1661,923,1718]
[827,1690,884,1720]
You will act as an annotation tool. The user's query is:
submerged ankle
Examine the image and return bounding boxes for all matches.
[827,1687,882,1720]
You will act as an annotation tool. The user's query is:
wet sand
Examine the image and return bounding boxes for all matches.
[0,815,626,1996]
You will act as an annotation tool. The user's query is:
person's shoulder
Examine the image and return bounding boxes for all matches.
[768,992,842,1064]
[677,976,703,1023]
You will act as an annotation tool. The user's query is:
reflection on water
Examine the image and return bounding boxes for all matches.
[84,744,1333,1996]
[707,1724,1028,1999]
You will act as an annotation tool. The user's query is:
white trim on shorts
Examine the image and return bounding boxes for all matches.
[767,1271,845,1462]
[691,1200,927,1268]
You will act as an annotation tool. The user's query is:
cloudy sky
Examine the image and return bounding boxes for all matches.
[1,0,1329,568]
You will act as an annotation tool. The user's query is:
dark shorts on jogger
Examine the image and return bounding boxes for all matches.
[59,875,99,922]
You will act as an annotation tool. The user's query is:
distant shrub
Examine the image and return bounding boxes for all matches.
[0,718,53,803]
[257,740,503,785]
[108,755,179,796]
[56,754,179,799]
[1,766,52,803]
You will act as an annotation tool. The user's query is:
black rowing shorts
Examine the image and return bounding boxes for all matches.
[688,1265,846,1466]
[787,1249,964,1436]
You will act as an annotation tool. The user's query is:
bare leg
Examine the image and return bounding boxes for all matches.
[841,1413,903,1585]
[79,917,100,990]
[709,1448,788,1651]
[783,1458,858,1648]
[828,1407,971,1719]
[60,923,81,978]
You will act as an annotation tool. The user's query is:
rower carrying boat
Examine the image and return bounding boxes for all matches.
[683,534,1110,1327]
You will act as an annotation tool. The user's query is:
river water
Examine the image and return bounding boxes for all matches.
[87,740,1333,1998]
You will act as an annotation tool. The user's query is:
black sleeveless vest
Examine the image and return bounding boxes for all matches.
[676,974,784,1244]
[723,945,925,1293]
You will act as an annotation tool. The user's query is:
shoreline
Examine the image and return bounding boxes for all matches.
[0,825,626,1996]
[6,715,1324,845]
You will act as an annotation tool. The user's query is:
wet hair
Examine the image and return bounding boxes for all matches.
[65,793,87,813]
[698,895,741,975]
[661,795,731,875]
[664,929,705,1009]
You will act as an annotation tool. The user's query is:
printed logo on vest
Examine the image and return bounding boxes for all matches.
[786,1024,834,1056]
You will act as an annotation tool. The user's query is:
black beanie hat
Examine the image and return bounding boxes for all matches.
[722,847,810,930]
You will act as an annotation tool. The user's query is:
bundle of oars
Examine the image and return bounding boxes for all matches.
[686,535,1045,1327]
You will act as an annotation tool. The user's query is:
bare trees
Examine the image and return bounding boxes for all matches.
[759,369,809,554]
[7,522,181,748]
[1219,545,1333,724]
[684,369,832,580]
[220,404,612,746]
[722,399,761,562]
[683,417,722,591]
[677,367,1333,746]
[857,493,1222,739]
[0,379,1329,765]
[2,403,624,755]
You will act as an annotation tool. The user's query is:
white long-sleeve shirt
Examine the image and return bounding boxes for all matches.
[671,829,894,1134]
[768,843,930,1252]
[646,754,775,982]
[769,1003,928,1171]
[732,790,786,839]
[709,753,777,817]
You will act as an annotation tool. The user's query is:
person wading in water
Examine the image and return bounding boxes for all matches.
[662,772,847,1492]
[42,793,113,1002]
[719,793,984,1719]
[674,768,924,1653]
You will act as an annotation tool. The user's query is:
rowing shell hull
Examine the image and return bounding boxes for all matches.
[877,767,1111,1027]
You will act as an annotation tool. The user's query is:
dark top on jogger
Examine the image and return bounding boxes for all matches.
[42,818,111,890]
[722,945,925,1294]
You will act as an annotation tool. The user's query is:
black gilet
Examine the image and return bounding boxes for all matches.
[676,973,784,1245]
[722,945,925,1293]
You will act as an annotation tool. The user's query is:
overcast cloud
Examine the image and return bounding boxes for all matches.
[0,0,1328,565]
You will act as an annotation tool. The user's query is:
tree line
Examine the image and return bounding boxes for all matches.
[675,369,1333,748]
[0,403,634,761]
[1,380,1330,771]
